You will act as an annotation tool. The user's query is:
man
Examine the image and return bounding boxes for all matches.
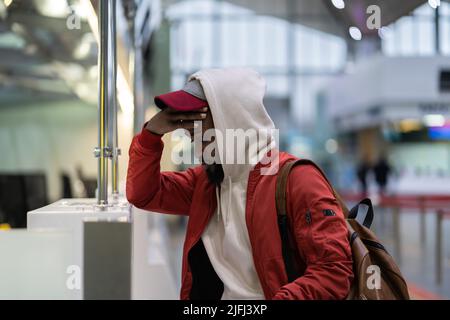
[357,156,370,197]
[374,156,391,196]
[126,68,353,300]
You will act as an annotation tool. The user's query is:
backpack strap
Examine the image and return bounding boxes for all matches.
[275,161,299,282]
[275,161,298,217]
[275,159,349,283]
[348,198,374,228]
[276,159,349,218]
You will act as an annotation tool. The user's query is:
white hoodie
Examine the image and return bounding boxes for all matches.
[189,68,276,300]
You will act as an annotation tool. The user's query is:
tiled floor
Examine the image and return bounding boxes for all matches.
[372,207,450,299]
[163,207,450,299]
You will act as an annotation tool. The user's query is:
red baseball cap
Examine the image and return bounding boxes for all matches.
[154,79,208,112]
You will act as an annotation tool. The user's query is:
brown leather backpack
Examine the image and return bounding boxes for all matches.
[275,159,410,300]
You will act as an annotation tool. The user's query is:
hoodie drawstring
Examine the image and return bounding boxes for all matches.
[215,186,221,222]
[226,176,232,226]
[215,176,233,226]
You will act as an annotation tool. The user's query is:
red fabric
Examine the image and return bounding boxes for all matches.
[154,90,208,111]
[126,128,354,300]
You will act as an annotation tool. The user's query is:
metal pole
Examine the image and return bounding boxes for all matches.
[128,27,136,132]
[96,0,111,205]
[435,5,440,55]
[436,210,442,285]
[122,1,140,134]
[108,0,120,198]
[133,39,145,133]
[132,15,145,135]
[420,197,426,246]
[392,206,401,265]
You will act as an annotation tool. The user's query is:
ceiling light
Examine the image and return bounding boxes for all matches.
[378,26,392,39]
[70,3,88,20]
[325,139,338,154]
[73,33,95,60]
[4,0,13,8]
[428,0,441,9]
[349,26,362,41]
[10,22,25,34]
[331,0,345,10]
[33,0,69,18]
[424,114,445,127]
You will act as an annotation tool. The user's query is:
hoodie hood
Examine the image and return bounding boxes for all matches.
[189,67,276,182]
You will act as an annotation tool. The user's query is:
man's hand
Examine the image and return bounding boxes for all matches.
[145,107,208,135]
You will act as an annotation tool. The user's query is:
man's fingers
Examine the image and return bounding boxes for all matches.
[170,112,207,122]
[166,107,208,114]
[172,120,197,130]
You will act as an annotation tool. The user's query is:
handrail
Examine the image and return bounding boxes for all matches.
[95,0,120,205]
[340,191,450,286]
[340,192,450,210]
[96,0,110,205]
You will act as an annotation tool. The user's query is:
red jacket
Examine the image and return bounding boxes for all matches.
[126,128,354,300]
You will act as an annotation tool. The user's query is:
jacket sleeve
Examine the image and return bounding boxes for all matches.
[126,127,199,215]
[273,165,354,300]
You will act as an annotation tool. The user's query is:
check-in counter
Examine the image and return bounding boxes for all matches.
[0,198,177,299]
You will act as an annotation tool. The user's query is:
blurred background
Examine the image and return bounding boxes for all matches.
[0,0,449,299]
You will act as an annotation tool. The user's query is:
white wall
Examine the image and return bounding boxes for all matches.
[325,55,450,117]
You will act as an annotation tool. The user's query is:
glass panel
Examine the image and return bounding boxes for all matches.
[417,18,435,56]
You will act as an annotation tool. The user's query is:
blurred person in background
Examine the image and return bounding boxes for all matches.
[356,155,371,197]
[126,68,353,300]
[374,155,392,197]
